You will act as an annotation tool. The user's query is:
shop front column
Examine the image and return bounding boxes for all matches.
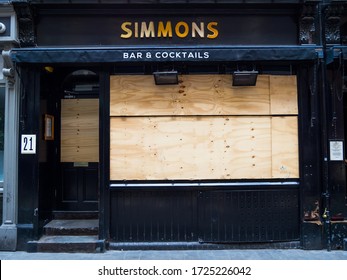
[0,50,19,251]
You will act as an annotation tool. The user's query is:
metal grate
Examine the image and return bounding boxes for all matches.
[199,189,300,242]
[110,189,197,242]
[110,186,300,243]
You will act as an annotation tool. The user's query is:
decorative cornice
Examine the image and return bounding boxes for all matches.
[299,4,317,45]
[325,5,343,45]
[13,2,35,47]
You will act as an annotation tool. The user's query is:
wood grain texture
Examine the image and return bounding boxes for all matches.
[271,116,299,178]
[110,116,272,180]
[270,75,298,115]
[61,99,99,162]
[110,74,271,116]
[109,74,299,180]
[61,145,99,162]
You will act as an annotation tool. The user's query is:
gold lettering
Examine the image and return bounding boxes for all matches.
[192,22,204,38]
[120,22,132,39]
[141,21,155,38]
[120,21,219,40]
[207,22,218,39]
[157,21,173,38]
[134,22,139,38]
[175,21,189,38]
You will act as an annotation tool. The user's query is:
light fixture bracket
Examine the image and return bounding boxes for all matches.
[153,71,179,85]
[232,70,258,87]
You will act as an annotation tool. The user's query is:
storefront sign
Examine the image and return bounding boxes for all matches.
[11,47,318,63]
[36,14,297,46]
[21,134,36,154]
[120,21,218,39]
[122,50,210,61]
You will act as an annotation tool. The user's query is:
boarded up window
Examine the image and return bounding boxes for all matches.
[61,99,99,162]
[110,75,298,180]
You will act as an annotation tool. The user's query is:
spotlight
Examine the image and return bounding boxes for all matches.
[232,70,258,86]
[153,71,179,85]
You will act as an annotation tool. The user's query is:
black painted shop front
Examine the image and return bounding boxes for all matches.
[10,1,347,251]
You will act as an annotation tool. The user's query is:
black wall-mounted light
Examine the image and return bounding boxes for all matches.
[153,71,179,85]
[232,70,258,86]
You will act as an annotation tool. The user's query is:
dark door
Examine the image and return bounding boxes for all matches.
[56,97,99,211]
[58,162,98,211]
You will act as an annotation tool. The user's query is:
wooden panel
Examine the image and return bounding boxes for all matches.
[60,130,99,146]
[61,146,99,162]
[110,116,272,180]
[270,75,298,115]
[109,74,299,180]
[61,99,99,162]
[110,75,271,116]
[271,116,299,178]
[61,99,98,128]
[60,99,98,114]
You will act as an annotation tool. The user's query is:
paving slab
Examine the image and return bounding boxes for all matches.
[1,249,347,260]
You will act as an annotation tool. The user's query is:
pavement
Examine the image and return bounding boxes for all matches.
[1,249,347,260]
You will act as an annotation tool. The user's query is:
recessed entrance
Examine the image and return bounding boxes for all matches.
[32,68,102,252]
[58,98,99,211]
[53,69,100,212]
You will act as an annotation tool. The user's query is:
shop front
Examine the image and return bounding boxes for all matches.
[6,0,347,251]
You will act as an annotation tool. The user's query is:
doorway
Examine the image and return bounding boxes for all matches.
[55,70,99,212]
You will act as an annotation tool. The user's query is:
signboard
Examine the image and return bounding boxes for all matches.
[329,140,344,161]
[12,47,318,64]
[36,14,297,46]
[21,134,36,154]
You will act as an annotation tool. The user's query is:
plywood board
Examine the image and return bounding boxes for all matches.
[270,75,298,115]
[61,145,99,163]
[61,100,98,127]
[109,74,299,180]
[60,129,98,146]
[110,116,272,180]
[271,116,299,178]
[61,99,99,162]
[110,75,271,116]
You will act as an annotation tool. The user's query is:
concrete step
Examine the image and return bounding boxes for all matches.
[28,235,104,253]
[44,219,98,236]
[27,219,102,253]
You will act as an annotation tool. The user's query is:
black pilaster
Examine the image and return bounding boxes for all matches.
[17,64,41,250]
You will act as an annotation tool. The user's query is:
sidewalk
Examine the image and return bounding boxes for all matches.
[1,249,347,260]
